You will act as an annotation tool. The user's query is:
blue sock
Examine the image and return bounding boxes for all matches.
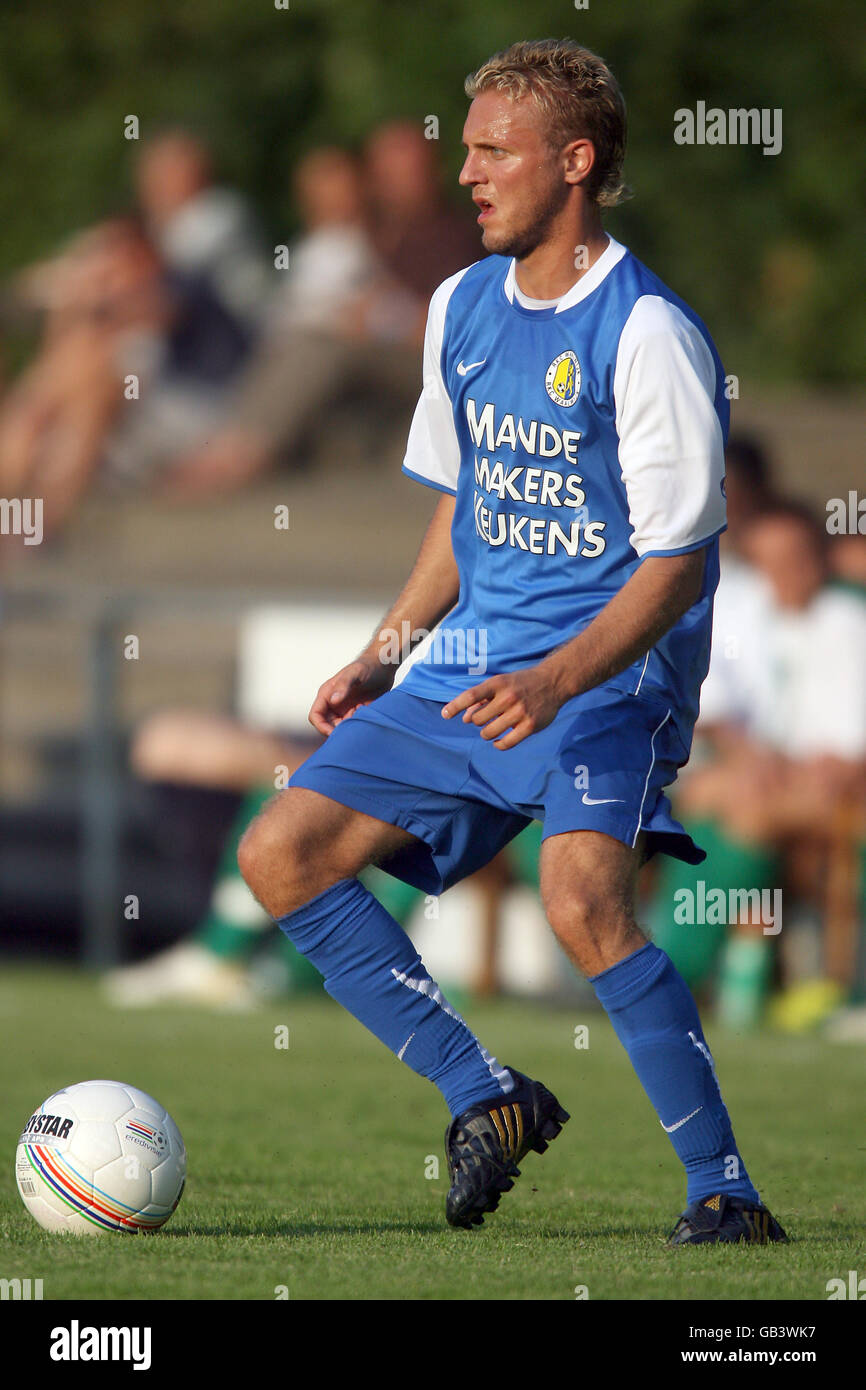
[590,942,760,1205]
[276,877,513,1115]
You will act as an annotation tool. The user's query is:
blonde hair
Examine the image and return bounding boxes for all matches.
[465,39,629,208]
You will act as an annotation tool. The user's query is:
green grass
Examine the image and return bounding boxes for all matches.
[0,964,862,1300]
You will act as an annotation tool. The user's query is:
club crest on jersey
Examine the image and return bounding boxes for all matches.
[545,351,581,407]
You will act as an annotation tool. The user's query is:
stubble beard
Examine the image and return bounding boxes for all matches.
[480,175,571,261]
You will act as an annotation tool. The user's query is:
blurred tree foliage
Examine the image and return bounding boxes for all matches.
[0,0,862,383]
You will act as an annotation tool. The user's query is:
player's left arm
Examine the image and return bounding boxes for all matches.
[444,297,727,749]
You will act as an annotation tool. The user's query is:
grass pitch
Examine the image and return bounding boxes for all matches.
[0,964,861,1301]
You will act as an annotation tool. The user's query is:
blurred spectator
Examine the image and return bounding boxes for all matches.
[159,146,387,498]
[100,132,270,493]
[719,433,778,549]
[0,131,267,533]
[159,145,375,500]
[0,218,167,533]
[829,532,866,595]
[666,435,779,748]
[697,435,778,738]
[1,121,483,515]
[651,493,866,1028]
[100,231,254,494]
[364,120,480,306]
[269,146,383,336]
[162,123,481,498]
[698,503,866,802]
[135,130,271,331]
[0,212,255,532]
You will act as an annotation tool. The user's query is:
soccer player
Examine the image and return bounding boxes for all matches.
[238,39,787,1244]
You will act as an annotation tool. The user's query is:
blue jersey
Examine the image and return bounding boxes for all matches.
[398,237,728,739]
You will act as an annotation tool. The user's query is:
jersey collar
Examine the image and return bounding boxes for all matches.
[503,235,627,313]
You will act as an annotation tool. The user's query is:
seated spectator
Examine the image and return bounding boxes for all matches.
[0,130,272,535]
[162,122,481,498]
[135,129,272,332]
[100,227,255,494]
[830,532,866,596]
[642,435,777,998]
[0,213,255,532]
[650,497,866,1028]
[364,120,481,310]
[718,433,778,551]
[266,146,386,337]
[0,219,167,533]
[160,146,392,498]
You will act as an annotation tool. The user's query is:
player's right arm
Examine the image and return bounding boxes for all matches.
[309,492,458,735]
[310,269,468,736]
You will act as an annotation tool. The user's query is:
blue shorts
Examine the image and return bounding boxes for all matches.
[290,683,704,895]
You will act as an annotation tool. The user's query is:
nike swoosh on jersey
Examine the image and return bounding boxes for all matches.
[661,1106,703,1133]
[456,358,487,375]
[581,793,625,805]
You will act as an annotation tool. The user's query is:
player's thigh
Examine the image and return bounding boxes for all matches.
[240,785,417,883]
[539,828,645,934]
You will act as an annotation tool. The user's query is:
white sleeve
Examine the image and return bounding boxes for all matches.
[401,268,470,495]
[614,295,726,557]
[800,594,866,758]
[698,563,771,727]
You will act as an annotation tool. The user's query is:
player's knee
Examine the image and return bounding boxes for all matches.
[237,808,308,909]
[543,883,643,976]
[236,822,257,884]
[542,884,599,948]
[238,794,355,917]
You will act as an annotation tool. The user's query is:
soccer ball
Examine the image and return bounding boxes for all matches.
[15,1080,186,1235]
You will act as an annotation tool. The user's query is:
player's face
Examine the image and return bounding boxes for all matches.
[459,91,571,259]
[745,517,826,610]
